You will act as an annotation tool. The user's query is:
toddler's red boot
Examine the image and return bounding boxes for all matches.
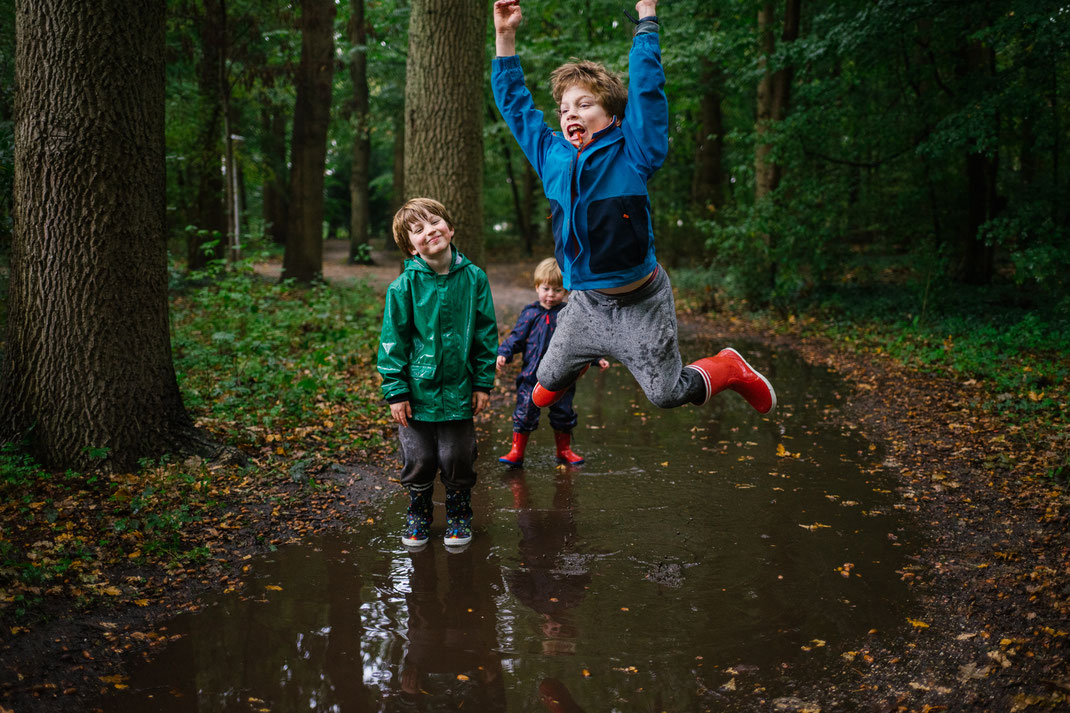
[532,365,590,408]
[499,431,530,466]
[554,431,585,465]
[685,347,777,413]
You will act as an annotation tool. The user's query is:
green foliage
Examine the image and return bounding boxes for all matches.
[777,279,1070,438]
[170,261,387,452]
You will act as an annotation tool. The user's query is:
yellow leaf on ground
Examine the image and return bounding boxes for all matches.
[265,585,283,591]
[907,618,930,628]
[102,586,121,596]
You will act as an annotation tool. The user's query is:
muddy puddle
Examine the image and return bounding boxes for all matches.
[93,340,917,712]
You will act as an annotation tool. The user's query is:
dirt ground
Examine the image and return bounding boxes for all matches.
[1,242,1067,712]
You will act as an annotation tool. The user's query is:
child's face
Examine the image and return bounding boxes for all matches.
[406,213,454,261]
[536,282,567,309]
[558,84,615,149]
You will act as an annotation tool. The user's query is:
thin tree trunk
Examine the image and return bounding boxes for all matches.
[188,0,226,270]
[392,111,405,213]
[958,38,998,285]
[262,106,288,245]
[487,102,533,254]
[348,0,373,264]
[754,0,801,292]
[755,0,800,202]
[692,59,725,215]
[521,161,537,255]
[282,0,336,283]
[404,0,487,265]
[3,0,212,471]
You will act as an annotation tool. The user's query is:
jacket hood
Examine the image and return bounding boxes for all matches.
[405,246,471,275]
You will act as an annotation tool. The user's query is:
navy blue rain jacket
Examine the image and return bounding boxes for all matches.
[497,301,565,385]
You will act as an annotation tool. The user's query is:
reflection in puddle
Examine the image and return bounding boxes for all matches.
[94,342,916,712]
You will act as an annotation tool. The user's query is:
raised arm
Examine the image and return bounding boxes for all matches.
[493,0,522,56]
[636,0,657,18]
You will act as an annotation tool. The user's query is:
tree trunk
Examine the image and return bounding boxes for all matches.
[754,0,800,203]
[282,0,336,283]
[392,112,405,212]
[692,59,725,215]
[3,0,209,471]
[262,105,288,246]
[348,0,373,265]
[404,0,487,265]
[188,0,227,270]
[754,0,801,293]
[521,161,538,255]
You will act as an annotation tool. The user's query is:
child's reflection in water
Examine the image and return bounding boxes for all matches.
[395,539,505,711]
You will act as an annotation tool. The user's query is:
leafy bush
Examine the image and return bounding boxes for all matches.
[170,261,389,453]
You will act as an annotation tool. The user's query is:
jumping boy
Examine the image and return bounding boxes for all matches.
[377,198,499,548]
[491,0,776,416]
[496,258,609,467]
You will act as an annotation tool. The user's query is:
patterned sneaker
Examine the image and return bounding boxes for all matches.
[401,486,433,547]
[443,488,473,547]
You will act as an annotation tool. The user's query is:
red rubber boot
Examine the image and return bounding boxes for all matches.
[685,347,777,413]
[498,431,530,466]
[554,431,585,465]
[532,365,590,408]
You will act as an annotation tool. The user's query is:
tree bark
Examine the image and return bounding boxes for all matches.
[261,105,289,245]
[282,0,336,283]
[404,0,487,265]
[348,0,373,264]
[188,0,227,270]
[3,0,209,471]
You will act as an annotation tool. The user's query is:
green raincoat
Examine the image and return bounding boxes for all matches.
[377,247,498,422]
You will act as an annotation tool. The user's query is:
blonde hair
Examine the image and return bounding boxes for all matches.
[550,59,628,122]
[391,197,455,255]
[533,257,563,288]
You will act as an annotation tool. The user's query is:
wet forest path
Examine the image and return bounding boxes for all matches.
[87,239,1062,712]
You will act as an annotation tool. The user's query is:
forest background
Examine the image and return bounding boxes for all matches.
[0,0,1068,639]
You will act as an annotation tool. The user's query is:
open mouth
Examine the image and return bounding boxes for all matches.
[567,124,586,142]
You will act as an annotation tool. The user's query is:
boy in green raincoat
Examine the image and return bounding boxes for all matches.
[377,198,499,549]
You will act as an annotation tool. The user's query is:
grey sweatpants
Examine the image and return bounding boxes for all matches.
[536,266,704,409]
[398,418,478,491]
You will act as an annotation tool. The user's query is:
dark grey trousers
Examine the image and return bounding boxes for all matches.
[535,266,704,409]
[398,418,478,490]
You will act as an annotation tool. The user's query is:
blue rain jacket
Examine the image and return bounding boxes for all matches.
[492,32,668,291]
